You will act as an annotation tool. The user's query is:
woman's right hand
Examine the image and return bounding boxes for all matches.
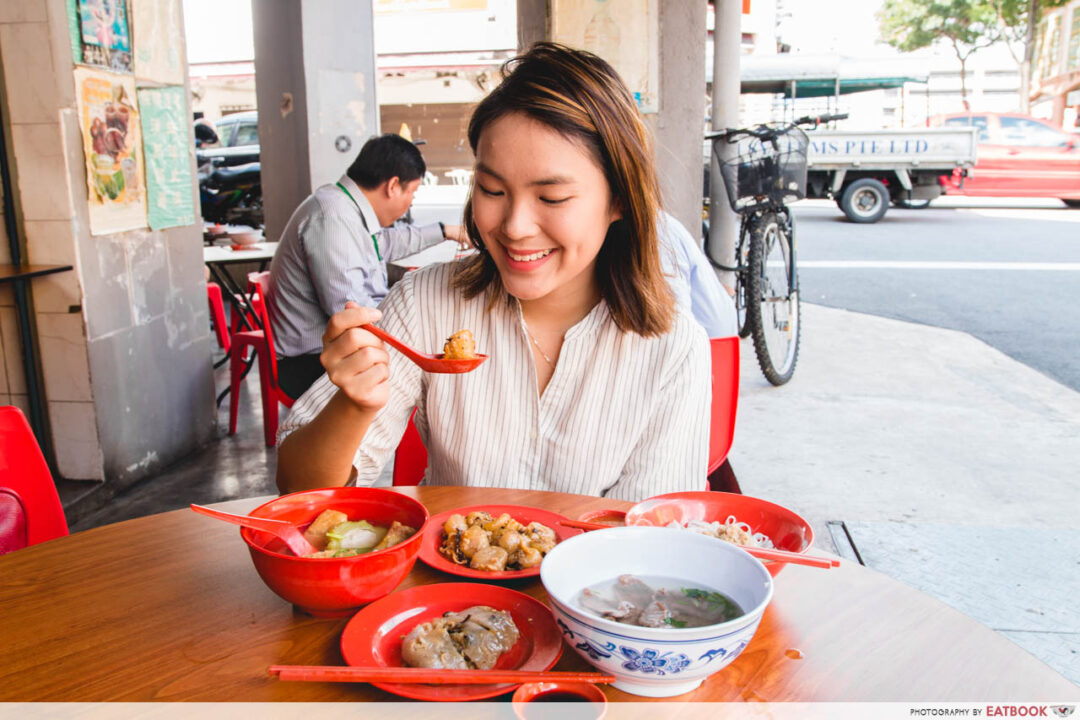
[320,302,391,412]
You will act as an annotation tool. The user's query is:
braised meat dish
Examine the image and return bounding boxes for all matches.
[401,605,519,670]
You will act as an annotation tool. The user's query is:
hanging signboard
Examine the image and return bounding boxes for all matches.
[77,0,133,73]
[138,86,195,230]
[74,67,147,235]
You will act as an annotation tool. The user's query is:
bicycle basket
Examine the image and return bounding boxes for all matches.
[714,125,809,213]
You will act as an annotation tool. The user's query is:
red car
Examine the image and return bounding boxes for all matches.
[932,112,1080,207]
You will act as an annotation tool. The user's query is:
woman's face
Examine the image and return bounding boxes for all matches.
[471,112,620,307]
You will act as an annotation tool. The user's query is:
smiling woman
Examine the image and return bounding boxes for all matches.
[275,43,711,502]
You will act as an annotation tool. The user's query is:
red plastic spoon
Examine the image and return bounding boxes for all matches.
[190,504,319,557]
[362,323,487,374]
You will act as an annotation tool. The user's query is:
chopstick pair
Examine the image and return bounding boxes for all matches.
[559,519,841,569]
[269,665,615,685]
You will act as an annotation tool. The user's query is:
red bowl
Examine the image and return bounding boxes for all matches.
[240,487,429,616]
[591,491,813,577]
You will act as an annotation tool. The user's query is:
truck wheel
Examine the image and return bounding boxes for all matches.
[840,178,889,223]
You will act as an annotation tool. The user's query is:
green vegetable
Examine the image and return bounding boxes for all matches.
[681,587,740,616]
[663,617,688,628]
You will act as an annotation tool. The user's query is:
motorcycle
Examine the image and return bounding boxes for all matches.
[194,121,264,228]
[198,158,264,228]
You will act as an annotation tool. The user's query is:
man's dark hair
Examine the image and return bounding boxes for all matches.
[347,134,426,190]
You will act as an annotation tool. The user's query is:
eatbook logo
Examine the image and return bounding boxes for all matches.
[1051,707,1074,718]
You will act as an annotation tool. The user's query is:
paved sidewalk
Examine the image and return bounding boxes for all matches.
[731,303,1080,685]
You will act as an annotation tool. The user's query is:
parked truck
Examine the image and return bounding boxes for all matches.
[803,127,978,223]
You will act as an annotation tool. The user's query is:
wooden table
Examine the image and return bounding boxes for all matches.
[0,486,1075,702]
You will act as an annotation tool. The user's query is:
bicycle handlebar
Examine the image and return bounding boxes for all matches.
[793,112,848,126]
[708,112,849,142]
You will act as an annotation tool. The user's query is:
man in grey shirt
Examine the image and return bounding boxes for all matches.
[268,134,466,399]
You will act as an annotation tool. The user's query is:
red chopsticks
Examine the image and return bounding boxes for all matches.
[269,665,615,685]
[559,519,840,569]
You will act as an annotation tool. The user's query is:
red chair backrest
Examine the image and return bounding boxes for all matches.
[393,409,428,486]
[708,336,740,475]
[247,271,282,384]
[0,406,69,553]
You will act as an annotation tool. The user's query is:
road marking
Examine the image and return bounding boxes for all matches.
[796,261,1080,270]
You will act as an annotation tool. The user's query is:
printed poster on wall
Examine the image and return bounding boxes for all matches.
[131,0,185,84]
[138,86,195,230]
[78,0,133,73]
[74,68,147,235]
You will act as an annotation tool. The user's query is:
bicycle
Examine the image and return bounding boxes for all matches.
[705,113,846,386]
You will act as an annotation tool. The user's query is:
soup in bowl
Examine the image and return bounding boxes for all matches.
[240,487,428,616]
[540,526,772,697]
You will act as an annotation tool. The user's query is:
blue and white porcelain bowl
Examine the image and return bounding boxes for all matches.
[540,525,773,697]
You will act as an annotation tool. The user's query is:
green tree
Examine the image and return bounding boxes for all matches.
[879,0,1069,112]
[877,0,1003,109]
[984,0,1069,112]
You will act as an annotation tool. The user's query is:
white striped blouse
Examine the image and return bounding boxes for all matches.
[278,262,712,502]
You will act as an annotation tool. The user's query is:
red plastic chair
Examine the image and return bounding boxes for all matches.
[707,336,741,493]
[228,272,295,446]
[0,406,69,554]
[207,282,231,352]
[707,336,740,474]
[392,409,428,486]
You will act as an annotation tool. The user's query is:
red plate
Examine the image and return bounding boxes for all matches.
[339,582,563,701]
[418,505,579,580]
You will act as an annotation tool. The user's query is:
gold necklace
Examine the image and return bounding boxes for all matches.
[524,324,558,369]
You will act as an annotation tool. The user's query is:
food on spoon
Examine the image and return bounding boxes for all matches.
[401,605,519,669]
[300,509,416,558]
[577,574,744,628]
[442,329,476,359]
[666,516,775,549]
[439,511,556,571]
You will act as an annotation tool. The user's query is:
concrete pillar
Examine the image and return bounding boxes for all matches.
[539,0,706,239]
[517,0,548,50]
[1,0,215,489]
[708,0,741,290]
[647,0,707,240]
[253,0,380,241]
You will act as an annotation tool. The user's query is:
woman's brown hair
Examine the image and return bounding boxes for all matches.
[453,42,675,337]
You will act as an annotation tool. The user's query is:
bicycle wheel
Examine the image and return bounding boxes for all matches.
[745,212,801,385]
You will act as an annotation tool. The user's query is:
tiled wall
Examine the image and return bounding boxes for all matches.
[0,0,97,477]
[1,0,215,482]
[0,202,31,418]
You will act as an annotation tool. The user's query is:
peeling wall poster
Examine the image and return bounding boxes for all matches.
[78,0,133,73]
[131,0,185,84]
[75,68,147,234]
[138,86,195,230]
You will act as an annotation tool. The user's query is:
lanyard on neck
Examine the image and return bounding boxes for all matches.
[336,181,381,261]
